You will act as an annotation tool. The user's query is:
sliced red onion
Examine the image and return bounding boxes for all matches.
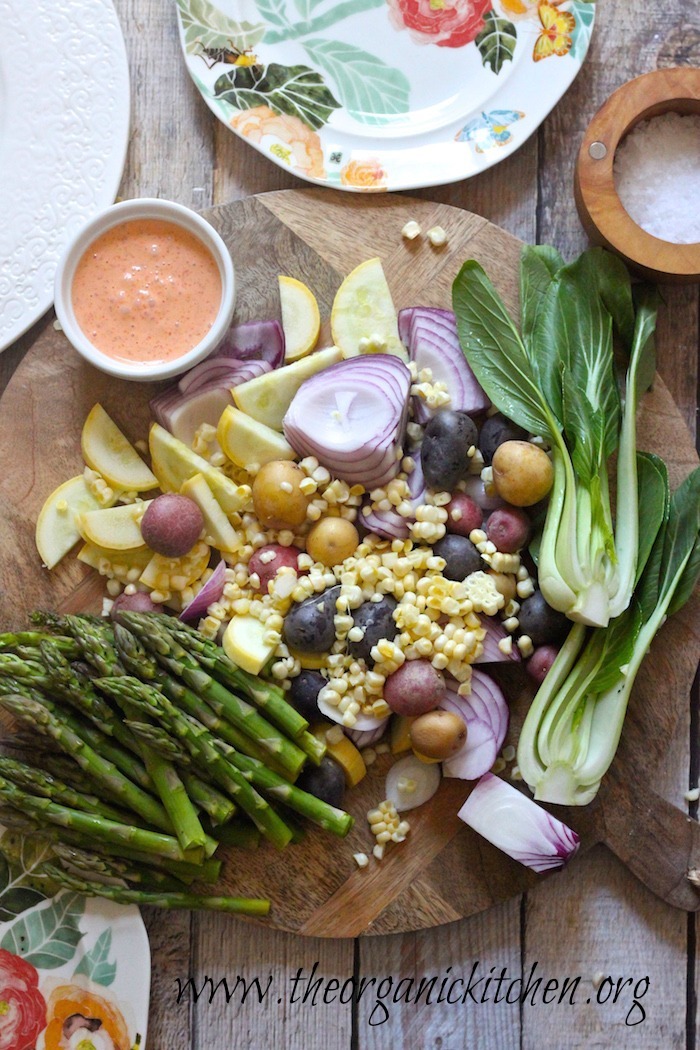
[345,722,387,748]
[150,384,234,447]
[473,617,521,664]
[385,753,441,812]
[179,560,226,623]
[360,502,411,540]
[212,319,285,368]
[458,773,580,872]
[407,446,426,509]
[178,357,271,395]
[283,355,411,488]
[440,670,509,780]
[398,307,490,423]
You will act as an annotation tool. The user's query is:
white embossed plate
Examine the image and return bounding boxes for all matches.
[0,0,131,351]
[175,0,595,191]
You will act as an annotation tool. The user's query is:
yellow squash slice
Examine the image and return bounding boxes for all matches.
[217,405,295,469]
[77,501,152,551]
[82,404,157,491]
[35,475,117,569]
[180,473,240,553]
[232,345,343,431]
[222,615,276,675]
[330,258,406,360]
[278,275,321,362]
[149,423,249,516]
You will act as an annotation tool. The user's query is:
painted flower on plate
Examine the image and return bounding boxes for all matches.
[230,106,326,180]
[340,158,388,189]
[0,949,47,1050]
[42,980,130,1050]
[386,0,493,47]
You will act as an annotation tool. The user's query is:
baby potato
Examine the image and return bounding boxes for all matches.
[306,517,359,567]
[383,659,446,717]
[410,709,467,761]
[252,461,309,529]
[140,494,204,557]
[491,441,553,507]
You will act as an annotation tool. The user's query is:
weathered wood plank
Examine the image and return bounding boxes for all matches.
[191,917,354,1049]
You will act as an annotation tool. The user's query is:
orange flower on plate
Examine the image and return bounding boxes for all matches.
[42,981,131,1050]
[533,0,576,61]
[230,105,325,180]
[340,159,388,190]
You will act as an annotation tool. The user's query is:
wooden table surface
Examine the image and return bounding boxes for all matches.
[2,1,699,1047]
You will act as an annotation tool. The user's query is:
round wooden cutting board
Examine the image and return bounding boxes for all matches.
[1,190,699,937]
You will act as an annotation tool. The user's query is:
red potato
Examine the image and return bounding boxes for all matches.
[141,494,204,557]
[526,645,560,683]
[248,544,303,592]
[486,507,531,553]
[383,659,446,717]
[445,493,483,537]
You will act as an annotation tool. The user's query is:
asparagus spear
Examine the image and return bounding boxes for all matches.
[146,616,326,766]
[115,625,293,778]
[0,807,220,884]
[63,614,124,677]
[0,755,127,822]
[50,842,187,892]
[41,863,271,915]
[0,775,194,863]
[97,676,294,850]
[120,613,307,779]
[0,693,174,834]
[0,631,79,656]
[129,719,352,838]
[165,617,309,736]
[181,772,237,827]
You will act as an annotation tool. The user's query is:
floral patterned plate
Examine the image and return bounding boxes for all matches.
[0,831,150,1050]
[175,0,595,190]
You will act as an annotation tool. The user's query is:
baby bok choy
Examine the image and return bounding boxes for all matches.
[453,246,659,628]
[516,461,700,805]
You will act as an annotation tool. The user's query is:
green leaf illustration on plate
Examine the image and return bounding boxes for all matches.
[1,891,85,969]
[177,0,266,54]
[475,12,517,75]
[302,39,410,125]
[0,831,57,922]
[293,0,328,22]
[74,928,117,987]
[257,0,293,30]
[214,64,341,130]
[569,0,595,63]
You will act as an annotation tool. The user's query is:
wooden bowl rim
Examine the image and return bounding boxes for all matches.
[575,67,700,281]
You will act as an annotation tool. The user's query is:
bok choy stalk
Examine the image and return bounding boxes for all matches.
[517,461,700,805]
[453,246,659,628]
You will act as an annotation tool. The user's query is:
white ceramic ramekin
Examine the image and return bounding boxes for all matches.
[53,197,236,381]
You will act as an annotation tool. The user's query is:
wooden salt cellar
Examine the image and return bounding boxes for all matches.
[575,67,700,283]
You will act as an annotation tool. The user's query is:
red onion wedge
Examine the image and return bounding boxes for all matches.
[360,502,411,540]
[440,670,509,780]
[179,559,226,623]
[151,361,272,445]
[212,320,285,368]
[458,773,580,873]
[473,617,521,664]
[345,722,387,748]
[398,307,490,423]
[284,354,411,488]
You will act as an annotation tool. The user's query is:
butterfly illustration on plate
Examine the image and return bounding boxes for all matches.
[533,0,577,61]
[455,110,525,152]
[193,39,259,68]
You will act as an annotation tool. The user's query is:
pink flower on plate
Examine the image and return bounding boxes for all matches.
[0,948,47,1050]
[386,0,493,47]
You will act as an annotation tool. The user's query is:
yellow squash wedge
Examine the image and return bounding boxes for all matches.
[82,404,157,491]
[36,475,117,569]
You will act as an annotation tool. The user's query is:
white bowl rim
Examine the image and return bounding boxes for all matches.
[53,197,236,382]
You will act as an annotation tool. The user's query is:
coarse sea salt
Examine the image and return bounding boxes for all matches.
[613,112,700,244]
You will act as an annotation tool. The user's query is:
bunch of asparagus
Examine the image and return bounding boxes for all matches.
[0,612,354,915]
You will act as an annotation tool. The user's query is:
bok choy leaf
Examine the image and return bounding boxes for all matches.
[516,464,700,806]
[453,246,660,628]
